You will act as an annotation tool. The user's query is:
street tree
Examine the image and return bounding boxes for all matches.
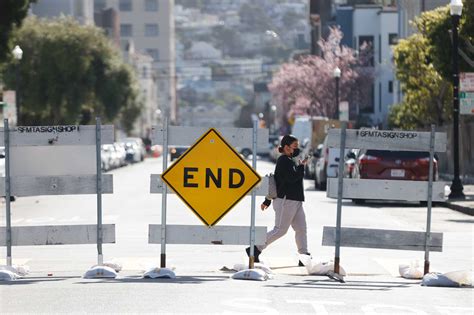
[0,0,35,64]
[1,16,141,131]
[390,33,452,129]
[389,4,472,129]
[268,27,373,129]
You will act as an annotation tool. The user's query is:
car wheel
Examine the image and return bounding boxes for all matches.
[320,181,327,191]
[420,201,439,207]
[352,199,365,205]
[304,165,310,179]
[314,178,320,190]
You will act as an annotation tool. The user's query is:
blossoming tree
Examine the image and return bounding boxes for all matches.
[269,27,374,130]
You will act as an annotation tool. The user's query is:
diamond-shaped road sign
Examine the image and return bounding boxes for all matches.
[161,128,261,227]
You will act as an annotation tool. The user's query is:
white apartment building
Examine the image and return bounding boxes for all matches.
[30,0,94,25]
[123,43,157,138]
[337,5,398,127]
[95,0,176,124]
[397,0,449,39]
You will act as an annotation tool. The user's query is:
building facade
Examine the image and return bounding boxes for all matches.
[337,4,398,127]
[95,0,176,125]
[30,0,94,25]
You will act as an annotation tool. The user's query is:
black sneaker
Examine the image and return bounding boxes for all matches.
[245,246,261,263]
[298,252,311,267]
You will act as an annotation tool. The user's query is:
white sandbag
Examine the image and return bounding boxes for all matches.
[421,272,460,287]
[0,264,29,276]
[254,263,273,275]
[0,270,19,281]
[83,265,117,279]
[142,267,176,279]
[443,270,473,287]
[13,265,30,276]
[102,261,122,273]
[299,256,346,277]
[232,269,269,281]
[399,261,423,279]
[233,263,273,275]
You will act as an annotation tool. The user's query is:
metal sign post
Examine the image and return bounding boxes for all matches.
[334,122,347,274]
[160,117,169,268]
[424,125,436,274]
[4,119,12,266]
[150,125,267,272]
[249,118,258,269]
[325,127,447,278]
[0,121,115,271]
[95,117,103,266]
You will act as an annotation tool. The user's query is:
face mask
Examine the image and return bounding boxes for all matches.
[292,148,300,158]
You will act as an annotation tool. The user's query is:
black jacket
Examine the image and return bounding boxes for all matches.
[274,154,305,201]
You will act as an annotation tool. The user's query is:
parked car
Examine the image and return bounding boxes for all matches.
[314,136,337,190]
[314,135,351,190]
[113,142,127,167]
[296,138,316,179]
[124,141,142,163]
[351,149,438,204]
[344,149,358,178]
[170,146,189,161]
[124,137,146,162]
[101,144,114,171]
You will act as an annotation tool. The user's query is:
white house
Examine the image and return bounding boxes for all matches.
[337,4,398,127]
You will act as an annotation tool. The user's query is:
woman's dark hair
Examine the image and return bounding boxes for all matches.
[278,134,298,153]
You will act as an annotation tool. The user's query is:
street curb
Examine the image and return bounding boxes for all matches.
[441,202,474,216]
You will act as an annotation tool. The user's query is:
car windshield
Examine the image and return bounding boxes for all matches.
[365,150,430,158]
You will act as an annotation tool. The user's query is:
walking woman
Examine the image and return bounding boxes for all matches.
[246,135,310,264]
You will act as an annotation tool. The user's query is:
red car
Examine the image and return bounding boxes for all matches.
[352,149,438,203]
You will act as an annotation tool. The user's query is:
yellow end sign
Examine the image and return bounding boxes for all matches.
[161,128,261,227]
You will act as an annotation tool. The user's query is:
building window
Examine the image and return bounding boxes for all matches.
[120,24,132,37]
[359,35,374,66]
[145,0,158,11]
[94,0,106,11]
[360,84,375,114]
[146,49,159,61]
[378,34,382,63]
[379,83,382,113]
[119,0,132,11]
[142,66,148,78]
[388,81,393,93]
[389,33,398,45]
[145,24,159,37]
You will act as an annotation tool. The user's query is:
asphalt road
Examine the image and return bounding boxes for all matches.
[1,156,473,314]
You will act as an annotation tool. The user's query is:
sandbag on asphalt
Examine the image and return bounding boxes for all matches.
[299,255,347,277]
[422,270,473,287]
[399,261,423,279]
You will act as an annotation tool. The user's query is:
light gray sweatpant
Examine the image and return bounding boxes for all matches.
[258,197,308,254]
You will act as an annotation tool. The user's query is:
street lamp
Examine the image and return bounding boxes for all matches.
[271,104,277,134]
[12,45,23,125]
[448,0,465,199]
[333,67,341,120]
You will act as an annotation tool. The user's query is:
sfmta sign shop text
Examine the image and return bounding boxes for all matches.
[161,128,261,227]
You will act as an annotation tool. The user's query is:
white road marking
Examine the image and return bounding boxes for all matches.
[287,300,345,315]
[361,304,428,314]
[221,298,278,314]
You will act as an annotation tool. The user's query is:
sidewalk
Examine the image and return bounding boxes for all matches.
[442,184,474,215]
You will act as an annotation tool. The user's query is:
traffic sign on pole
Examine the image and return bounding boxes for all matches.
[161,128,261,227]
[460,72,474,91]
[460,73,474,115]
[460,91,474,115]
